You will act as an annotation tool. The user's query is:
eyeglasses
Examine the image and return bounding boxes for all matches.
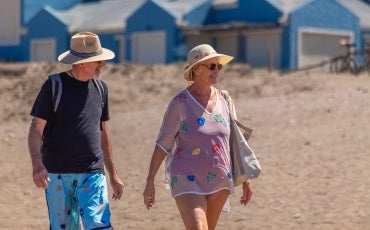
[200,63,223,71]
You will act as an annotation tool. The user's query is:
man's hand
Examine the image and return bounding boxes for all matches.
[32,163,50,189]
[110,177,124,200]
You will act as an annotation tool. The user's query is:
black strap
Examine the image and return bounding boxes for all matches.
[43,74,61,140]
[92,78,105,108]
[50,74,62,112]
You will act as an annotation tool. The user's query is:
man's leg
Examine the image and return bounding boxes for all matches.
[78,173,112,230]
[45,173,81,230]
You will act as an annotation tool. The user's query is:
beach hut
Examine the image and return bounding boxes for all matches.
[0,0,23,61]
[54,0,146,63]
[183,0,360,71]
[0,0,368,72]
[21,0,146,63]
[126,0,212,64]
[338,0,370,47]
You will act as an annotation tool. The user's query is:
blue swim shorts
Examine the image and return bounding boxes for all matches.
[45,173,112,230]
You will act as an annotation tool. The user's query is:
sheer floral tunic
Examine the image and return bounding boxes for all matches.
[156,87,235,197]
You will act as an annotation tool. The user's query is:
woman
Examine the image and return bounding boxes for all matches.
[143,44,253,230]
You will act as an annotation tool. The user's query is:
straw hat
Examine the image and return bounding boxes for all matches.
[58,31,115,64]
[184,44,233,81]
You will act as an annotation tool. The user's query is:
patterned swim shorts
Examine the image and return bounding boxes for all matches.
[45,173,112,230]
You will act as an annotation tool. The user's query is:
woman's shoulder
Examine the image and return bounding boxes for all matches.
[165,89,189,111]
[171,88,188,102]
[211,87,228,101]
[214,87,227,96]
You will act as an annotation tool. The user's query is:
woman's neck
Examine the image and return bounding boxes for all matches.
[189,84,213,97]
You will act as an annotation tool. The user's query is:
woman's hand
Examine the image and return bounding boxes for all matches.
[143,182,156,210]
[240,179,253,206]
[143,146,167,210]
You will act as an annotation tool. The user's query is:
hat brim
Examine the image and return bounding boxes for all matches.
[184,54,234,81]
[57,48,115,64]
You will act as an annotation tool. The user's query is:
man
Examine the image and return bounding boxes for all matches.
[28,31,124,230]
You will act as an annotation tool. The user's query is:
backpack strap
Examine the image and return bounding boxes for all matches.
[92,78,106,131]
[92,78,105,108]
[43,74,61,140]
[45,74,106,137]
[51,75,105,111]
[50,74,62,112]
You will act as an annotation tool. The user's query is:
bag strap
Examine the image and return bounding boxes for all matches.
[222,89,254,140]
[221,90,229,108]
[221,89,236,119]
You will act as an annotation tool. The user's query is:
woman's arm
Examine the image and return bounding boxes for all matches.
[143,145,167,210]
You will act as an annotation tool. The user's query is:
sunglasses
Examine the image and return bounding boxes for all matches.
[200,63,223,71]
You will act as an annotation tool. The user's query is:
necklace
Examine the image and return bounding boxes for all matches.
[190,86,213,98]
[189,87,215,112]
[196,87,213,104]
[69,70,78,80]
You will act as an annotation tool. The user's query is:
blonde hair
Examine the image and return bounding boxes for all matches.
[186,67,196,85]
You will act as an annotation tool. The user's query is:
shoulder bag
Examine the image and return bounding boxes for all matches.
[222,90,261,186]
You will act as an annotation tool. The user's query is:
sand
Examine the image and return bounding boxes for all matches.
[1,62,370,229]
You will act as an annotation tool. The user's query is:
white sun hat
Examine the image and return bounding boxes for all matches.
[184,44,233,81]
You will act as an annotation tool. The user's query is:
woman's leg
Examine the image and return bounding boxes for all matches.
[175,189,230,230]
[175,194,208,230]
[205,189,230,230]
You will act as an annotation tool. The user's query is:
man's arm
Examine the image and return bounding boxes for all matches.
[101,121,124,200]
[28,117,50,189]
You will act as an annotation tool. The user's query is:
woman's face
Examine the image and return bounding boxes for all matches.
[193,57,222,86]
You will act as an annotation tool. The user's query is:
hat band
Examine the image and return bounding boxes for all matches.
[194,51,216,60]
[70,49,103,58]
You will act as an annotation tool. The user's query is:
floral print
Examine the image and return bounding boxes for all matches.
[156,87,235,197]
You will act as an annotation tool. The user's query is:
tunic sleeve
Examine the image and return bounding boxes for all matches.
[156,97,181,155]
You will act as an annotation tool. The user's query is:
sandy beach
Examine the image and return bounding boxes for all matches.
[1,62,370,229]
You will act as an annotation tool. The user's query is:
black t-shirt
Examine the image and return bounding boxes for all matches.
[30,72,110,173]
